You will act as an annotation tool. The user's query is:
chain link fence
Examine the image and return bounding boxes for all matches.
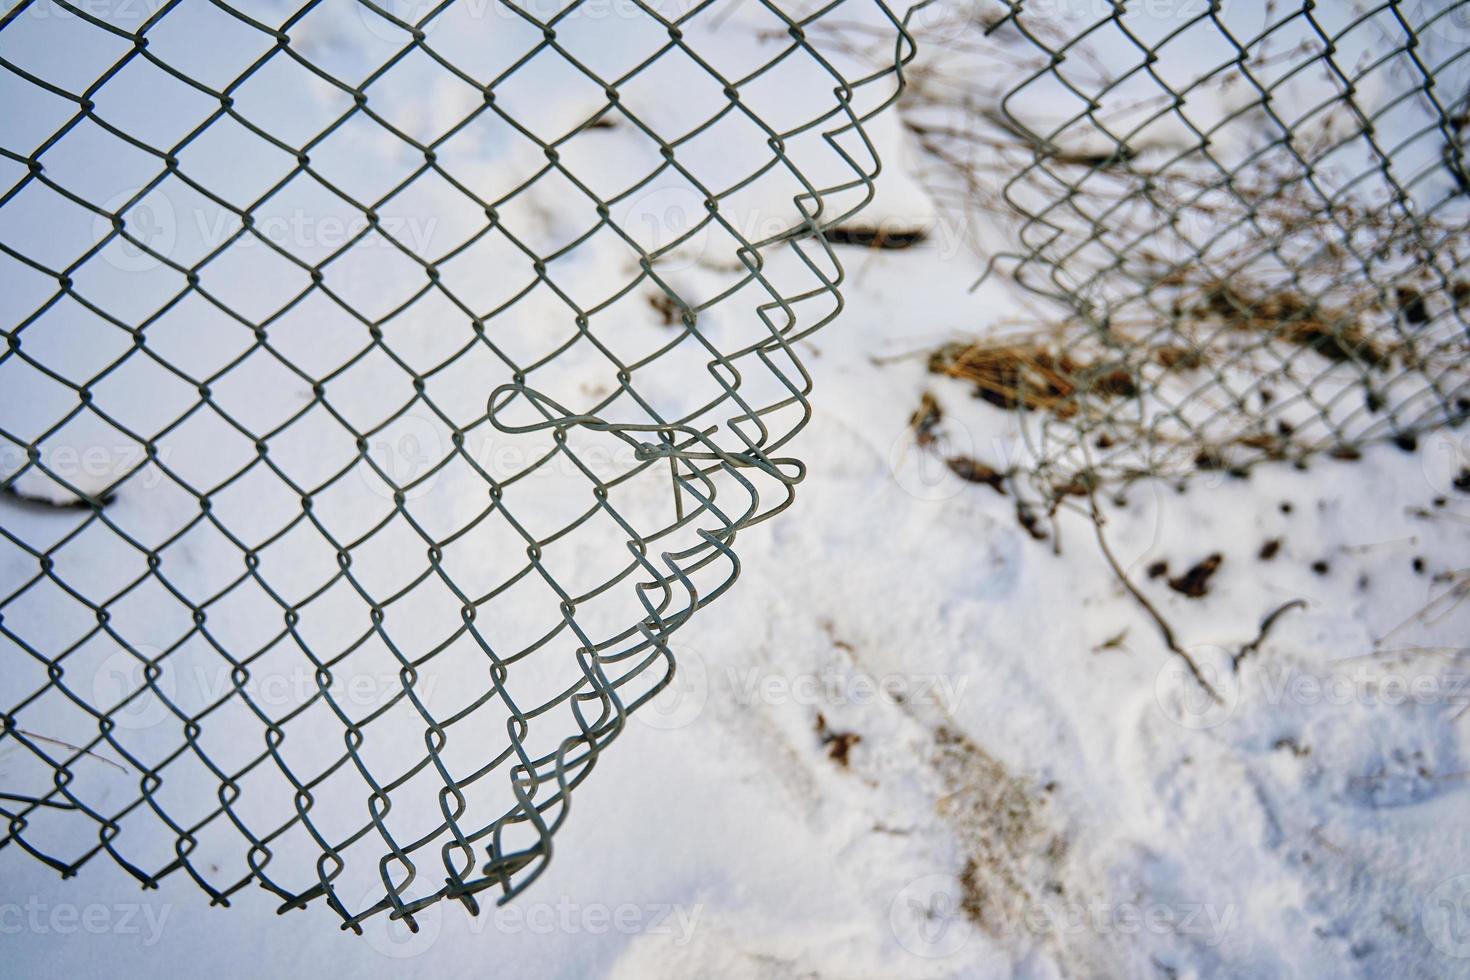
[0,0,918,931]
[896,0,1469,504]
[7,0,1469,938]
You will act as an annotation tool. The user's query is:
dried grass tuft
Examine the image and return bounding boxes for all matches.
[1190,282,1391,368]
[927,339,1136,417]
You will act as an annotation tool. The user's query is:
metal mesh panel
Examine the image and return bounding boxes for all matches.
[0,0,917,930]
[900,0,1469,501]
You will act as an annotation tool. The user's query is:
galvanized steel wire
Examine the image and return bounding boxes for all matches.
[0,0,918,931]
[902,0,1469,501]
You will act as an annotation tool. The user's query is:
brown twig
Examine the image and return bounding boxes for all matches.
[1233,599,1308,670]
[1086,488,1222,703]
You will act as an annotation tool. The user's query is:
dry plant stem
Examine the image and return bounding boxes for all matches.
[1086,489,1222,704]
[16,727,126,773]
[1233,599,1308,670]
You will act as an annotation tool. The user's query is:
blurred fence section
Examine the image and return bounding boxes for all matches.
[895,0,1469,500]
[0,0,916,930]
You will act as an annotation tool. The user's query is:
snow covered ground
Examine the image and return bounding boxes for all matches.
[4,1,1470,977]
[7,211,1470,979]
